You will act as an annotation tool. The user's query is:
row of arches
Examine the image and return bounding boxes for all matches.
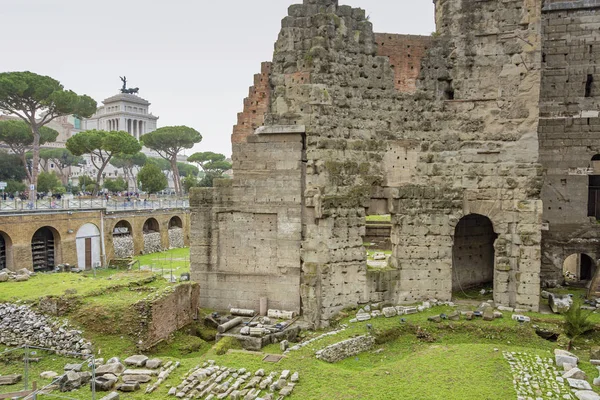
[0,216,186,272]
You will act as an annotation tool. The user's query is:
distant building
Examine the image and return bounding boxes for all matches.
[82,93,158,140]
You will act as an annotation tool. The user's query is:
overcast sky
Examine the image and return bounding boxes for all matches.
[0,1,435,157]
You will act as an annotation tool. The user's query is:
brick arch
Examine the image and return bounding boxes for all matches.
[143,218,160,233]
[0,230,13,270]
[169,216,183,229]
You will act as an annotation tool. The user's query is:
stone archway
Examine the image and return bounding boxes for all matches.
[452,214,497,293]
[563,253,596,284]
[168,216,184,248]
[76,223,101,270]
[31,227,60,271]
[113,220,134,258]
[0,231,13,270]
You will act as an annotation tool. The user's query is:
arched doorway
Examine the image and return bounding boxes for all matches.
[168,216,184,248]
[113,220,133,258]
[563,253,596,284]
[452,214,497,293]
[0,231,12,270]
[76,224,101,270]
[31,227,59,271]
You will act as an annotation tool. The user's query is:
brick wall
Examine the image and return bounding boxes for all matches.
[375,33,432,93]
[231,62,272,144]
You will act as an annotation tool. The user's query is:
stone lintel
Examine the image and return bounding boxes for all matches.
[255,125,306,135]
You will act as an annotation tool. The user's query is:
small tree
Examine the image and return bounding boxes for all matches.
[138,162,167,194]
[39,148,84,185]
[182,174,200,193]
[188,151,232,187]
[66,130,141,195]
[0,71,96,199]
[37,171,63,194]
[141,126,202,196]
[110,152,147,192]
[0,120,59,183]
[563,297,595,350]
[103,177,128,193]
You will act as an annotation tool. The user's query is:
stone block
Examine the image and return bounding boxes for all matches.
[123,355,148,367]
[555,349,579,367]
[568,378,592,391]
[564,368,587,380]
[99,392,120,400]
[96,363,125,376]
[0,374,22,385]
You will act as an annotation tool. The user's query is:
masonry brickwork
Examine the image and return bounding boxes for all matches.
[231,62,272,144]
[538,0,600,297]
[374,33,432,93]
[190,0,565,327]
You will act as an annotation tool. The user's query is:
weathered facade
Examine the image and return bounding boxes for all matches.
[538,0,600,298]
[189,0,590,326]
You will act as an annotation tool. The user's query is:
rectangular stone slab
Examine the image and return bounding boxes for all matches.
[122,369,158,376]
[0,374,22,385]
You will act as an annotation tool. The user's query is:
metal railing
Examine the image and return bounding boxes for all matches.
[0,198,189,212]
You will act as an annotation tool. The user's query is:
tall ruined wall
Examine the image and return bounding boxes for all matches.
[389,0,543,311]
[231,62,272,144]
[191,0,544,327]
[375,33,432,93]
[190,126,304,313]
[539,0,600,283]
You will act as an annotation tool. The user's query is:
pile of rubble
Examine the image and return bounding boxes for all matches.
[0,268,34,282]
[143,232,162,254]
[348,300,538,324]
[0,303,92,355]
[113,235,134,258]
[168,227,184,249]
[170,360,299,399]
[209,308,301,351]
[37,355,175,396]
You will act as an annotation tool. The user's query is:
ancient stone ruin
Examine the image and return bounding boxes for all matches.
[191,0,600,327]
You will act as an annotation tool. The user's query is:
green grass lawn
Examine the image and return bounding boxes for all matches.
[2,303,599,399]
[1,246,599,399]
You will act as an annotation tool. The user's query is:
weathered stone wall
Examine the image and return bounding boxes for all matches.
[136,282,200,350]
[190,127,304,313]
[113,235,134,258]
[315,335,375,363]
[143,232,162,254]
[168,227,184,249]
[375,33,432,93]
[538,1,600,285]
[191,0,544,327]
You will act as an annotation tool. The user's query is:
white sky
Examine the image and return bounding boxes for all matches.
[0,1,435,157]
